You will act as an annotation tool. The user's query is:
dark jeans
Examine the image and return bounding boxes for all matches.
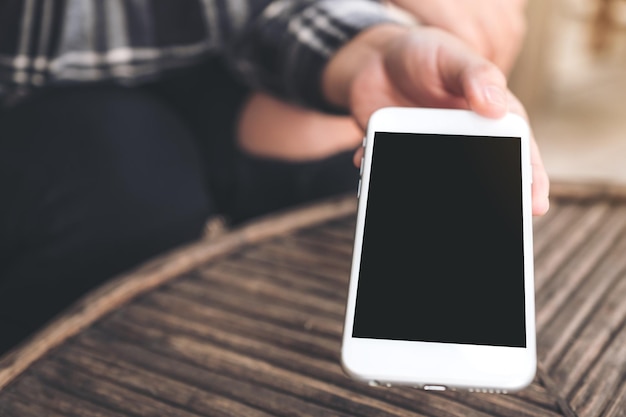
[0,59,359,353]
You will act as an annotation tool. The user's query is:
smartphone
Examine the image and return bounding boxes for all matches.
[342,107,536,393]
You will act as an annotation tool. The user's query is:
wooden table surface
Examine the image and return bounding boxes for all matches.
[0,182,625,417]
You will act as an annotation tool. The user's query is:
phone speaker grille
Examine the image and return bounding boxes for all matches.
[467,388,509,394]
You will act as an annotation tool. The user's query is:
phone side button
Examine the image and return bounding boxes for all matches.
[423,385,447,391]
[357,179,362,198]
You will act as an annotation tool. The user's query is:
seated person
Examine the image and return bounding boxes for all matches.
[0,0,547,354]
[237,0,528,163]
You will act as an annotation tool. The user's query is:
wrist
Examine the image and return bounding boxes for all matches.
[321,24,411,110]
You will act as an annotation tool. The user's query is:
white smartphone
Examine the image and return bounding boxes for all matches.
[342,107,536,393]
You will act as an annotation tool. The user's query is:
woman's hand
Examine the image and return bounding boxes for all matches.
[323,24,549,215]
[389,0,528,74]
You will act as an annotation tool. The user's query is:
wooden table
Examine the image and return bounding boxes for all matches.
[0,182,625,417]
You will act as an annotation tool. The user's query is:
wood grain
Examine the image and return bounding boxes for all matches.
[0,181,625,416]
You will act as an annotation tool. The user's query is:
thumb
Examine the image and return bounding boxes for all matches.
[458,62,509,118]
[386,28,510,118]
[437,39,509,118]
[433,30,509,118]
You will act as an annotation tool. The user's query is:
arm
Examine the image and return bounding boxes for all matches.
[0,0,397,111]
[229,1,548,215]
[224,0,404,112]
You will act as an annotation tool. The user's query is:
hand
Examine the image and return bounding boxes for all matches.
[389,0,527,74]
[322,24,549,215]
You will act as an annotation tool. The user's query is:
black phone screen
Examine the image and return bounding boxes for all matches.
[352,132,527,348]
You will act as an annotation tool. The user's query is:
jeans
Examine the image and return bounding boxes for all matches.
[0,59,358,353]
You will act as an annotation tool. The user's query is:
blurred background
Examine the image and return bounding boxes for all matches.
[509,0,626,185]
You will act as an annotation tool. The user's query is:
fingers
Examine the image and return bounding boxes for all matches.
[345,27,512,129]
[486,1,528,74]
[397,28,509,118]
[531,136,550,216]
[390,0,528,75]
[343,21,548,215]
[459,62,509,118]
[353,146,364,168]
[506,92,550,216]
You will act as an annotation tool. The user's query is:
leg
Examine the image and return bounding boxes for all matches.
[228,149,360,224]
[0,85,213,353]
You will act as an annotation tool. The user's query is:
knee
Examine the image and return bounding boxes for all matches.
[0,86,213,283]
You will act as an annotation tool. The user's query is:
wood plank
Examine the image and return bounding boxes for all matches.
[207,259,347,302]
[549,181,626,203]
[602,381,626,417]
[103,304,345,377]
[299,220,356,245]
[141,291,340,362]
[532,204,585,256]
[0,193,356,391]
[279,232,356,259]
[533,203,612,292]
[70,334,410,417]
[2,373,130,417]
[100,305,563,417]
[0,392,70,417]
[537,230,626,368]
[32,360,207,417]
[434,389,564,417]
[95,320,431,417]
[53,344,277,417]
[242,243,351,284]
[569,322,626,417]
[535,206,626,330]
[509,382,564,414]
[195,262,346,317]
[169,278,344,337]
[553,267,626,396]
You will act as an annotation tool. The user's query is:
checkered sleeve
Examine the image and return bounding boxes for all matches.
[225,0,404,112]
[0,0,254,90]
[0,0,404,110]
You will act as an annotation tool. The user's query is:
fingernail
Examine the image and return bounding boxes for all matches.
[484,85,507,107]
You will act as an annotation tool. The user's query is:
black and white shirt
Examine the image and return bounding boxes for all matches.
[0,0,401,110]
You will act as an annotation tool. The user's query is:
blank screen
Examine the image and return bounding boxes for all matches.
[352,132,527,347]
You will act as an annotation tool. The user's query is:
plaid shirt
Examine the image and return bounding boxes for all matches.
[0,0,400,110]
